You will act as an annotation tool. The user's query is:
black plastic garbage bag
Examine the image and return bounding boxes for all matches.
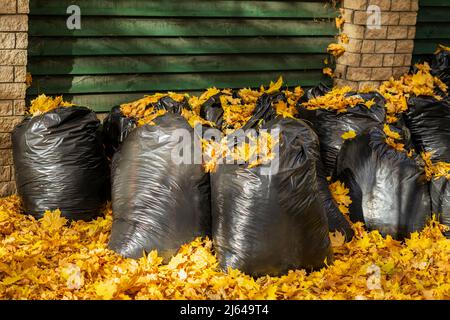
[251,92,353,240]
[102,106,136,159]
[405,96,450,163]
[336,127,431,239]
[297,88,386,176]
[12,106,109,220]
[109,113,211,260]
[431,177,450,238]
[211,116,332,277]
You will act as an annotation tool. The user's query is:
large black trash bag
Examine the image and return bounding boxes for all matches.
[102,106,136,159]
[404,96,450,163]
[109,113,211,260]
[335,127,431,239]
[431,178,450,238]
[254,92,353,240]
[296,88,386,176]
[211,116,332,277]
[12,106,109,220]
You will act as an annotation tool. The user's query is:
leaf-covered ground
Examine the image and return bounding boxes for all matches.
[0,195,449,300]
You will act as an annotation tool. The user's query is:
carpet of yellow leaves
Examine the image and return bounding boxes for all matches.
[1,195,449,300]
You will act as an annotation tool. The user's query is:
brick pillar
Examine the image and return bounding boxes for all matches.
[0,0,28,197]
[335,0,419,90]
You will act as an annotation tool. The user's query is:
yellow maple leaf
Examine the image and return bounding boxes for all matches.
[262,76,284,94]
[339,33,349,44]
[39,209,67,233]
[364,99,375,109]
[335,16,345,30]
[95,280,117,300]
[323,67,335,78]
[341,130,357,140]
[329,231,346,247]
[327,43,346,58]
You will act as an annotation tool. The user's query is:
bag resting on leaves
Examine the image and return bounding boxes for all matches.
[405,97,450,235]
[405,96,450,163]
[431,178,450,238]
[211,117,332,277]
[336,127,431,239]
[12,106,109,220]
[108,113,211,260]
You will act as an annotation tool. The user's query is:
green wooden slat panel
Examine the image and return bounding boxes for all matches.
[415,24,450,39]
[27,71,329,95]
[29,0,338,18]
[417,7,450,21]
[413,40,450,54]
[29,17,336,37]
[28,54,329,75]
[28,36,334,56]
[419,0,450,6]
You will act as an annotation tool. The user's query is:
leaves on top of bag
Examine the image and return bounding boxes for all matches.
[273,100,297,119]
[341,130,357,140]
[188,88,222,114]
[383,124,405,152]
[379,62,447,123]
[435,44,450,54]
[422,152,450,180]
[220,95,256,133]
[29,94,74,116]
[300,86,364,113]
[260,76,283,94]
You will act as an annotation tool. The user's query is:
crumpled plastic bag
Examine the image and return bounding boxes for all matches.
[211,112,332,277]
[108,113,211,260]
[336,126,431,239]
[12,106,109,220]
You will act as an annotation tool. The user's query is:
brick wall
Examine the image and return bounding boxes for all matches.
[0,0,28,197]
[335,0,419,90]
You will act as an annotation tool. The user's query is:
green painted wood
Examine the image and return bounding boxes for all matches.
[415,24,450,39]
[28,54,329,75]
[29,0,338,18]
[28,71,329,95]
[27,0,337,112]
[414,1,450,60]
[417,7,450,22]
[419,0,450,6]
[28,36,334,56]
[29,17,336,37]
[413,40,450,54]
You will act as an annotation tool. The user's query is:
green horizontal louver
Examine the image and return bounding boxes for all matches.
[414,0,450,63]
[27,0,338,112]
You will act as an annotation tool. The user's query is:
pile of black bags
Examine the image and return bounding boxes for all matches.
[12,106,109,220]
